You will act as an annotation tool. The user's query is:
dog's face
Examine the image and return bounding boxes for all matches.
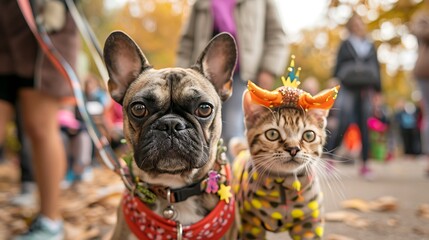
[103,31,237,186]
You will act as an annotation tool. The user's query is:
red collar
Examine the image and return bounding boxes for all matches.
[122,164,235,240]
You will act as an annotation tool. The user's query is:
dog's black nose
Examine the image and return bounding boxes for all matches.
[156,117,187,133]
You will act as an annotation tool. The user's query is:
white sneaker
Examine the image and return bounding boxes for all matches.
[10,193,37,208]
[14,216,64,240]
[10,182,37,207]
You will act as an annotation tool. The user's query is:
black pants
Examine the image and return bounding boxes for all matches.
[400,128,421,155]
[326,88,372,162]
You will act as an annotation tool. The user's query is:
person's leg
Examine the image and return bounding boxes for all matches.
[19,88,66,221]
[10,103,37,207]
[70,129,92,181]
[0,75,16,162]
[16,104,35,184]
[358,95,371,163]
[0,101,13,164]
[59,128,76,189]
[0,100,14,160]
[221,75,247,160]
[325,89,355,159]
[357,90,375,179]
[402,128,414,155]
[417,79,429,175]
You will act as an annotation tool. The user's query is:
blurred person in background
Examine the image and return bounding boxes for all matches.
[369,93,393,161]
[301,76,321,95]
[82,74,114,164]
[58,102,93,188]
[0,0,79,239]
[325,13,382,179]
[410,2,429,176]
[175,0,288,159]
[9,110,37,207]
[105,100,126,153]
[84,74,109,109]
[394,100,422,157]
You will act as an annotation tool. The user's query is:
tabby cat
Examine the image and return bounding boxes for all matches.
[232,90,331,240]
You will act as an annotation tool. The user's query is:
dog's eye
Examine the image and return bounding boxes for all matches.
[265,129,280,141]
[195,103,213,118]
[302,130,316,142]
[131,103,147,118]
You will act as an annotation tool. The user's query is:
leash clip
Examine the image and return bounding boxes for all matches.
[162,189,177,220]
[176,221,183,240]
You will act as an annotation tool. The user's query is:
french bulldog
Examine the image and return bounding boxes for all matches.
[103,31,238,239]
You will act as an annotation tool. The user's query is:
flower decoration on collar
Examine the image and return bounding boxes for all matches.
[248,55,340,110]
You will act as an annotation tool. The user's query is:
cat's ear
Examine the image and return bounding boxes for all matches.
[242,90,268,128]
[307,109,329,129]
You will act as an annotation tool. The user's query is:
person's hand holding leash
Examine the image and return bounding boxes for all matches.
[35,0,66,33]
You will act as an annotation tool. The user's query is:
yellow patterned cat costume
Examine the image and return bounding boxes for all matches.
[233,151,324,240]
[232,56,339,239]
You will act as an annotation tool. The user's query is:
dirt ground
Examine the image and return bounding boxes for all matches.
[0,156,428,240]
[321,157,429,240]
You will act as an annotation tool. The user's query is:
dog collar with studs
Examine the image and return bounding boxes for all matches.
[122,140,232,204]
[122,163,235,240]
[148,177,207,204]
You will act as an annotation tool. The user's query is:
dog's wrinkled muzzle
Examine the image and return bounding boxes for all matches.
[134,115,208,174]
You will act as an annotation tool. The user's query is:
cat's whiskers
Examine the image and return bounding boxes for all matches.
[313,156,346,201]
[235,153,278,202]
[250,153,278,186]
[323,151,355,165]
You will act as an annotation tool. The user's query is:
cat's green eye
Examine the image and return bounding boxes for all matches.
[265,129,280,141]
[302,130,316,142]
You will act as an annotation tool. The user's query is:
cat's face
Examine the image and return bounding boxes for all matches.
[242,90,329,175]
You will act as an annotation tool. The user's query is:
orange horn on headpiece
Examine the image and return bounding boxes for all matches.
[247,55,340,111]
[298,85,340,110]
[247,81,284,108]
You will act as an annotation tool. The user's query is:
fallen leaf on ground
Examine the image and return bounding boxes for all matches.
[386,217,399,227]
[325,210,369,229]
[369,196,398,212]
[341,196,399,213]
[0,163,122,239]
[102,214,117,225]
[417,203,429,219]
[344,217,370,228]
[64,223,100,240]
[325,211,360,222]
[326,233,355,240]
[413,227,428,235]
[340,199,371,212]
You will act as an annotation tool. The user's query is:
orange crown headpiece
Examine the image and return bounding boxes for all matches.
[248,55,340,111]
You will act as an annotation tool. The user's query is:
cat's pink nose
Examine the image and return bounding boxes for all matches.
[285,147,300,156]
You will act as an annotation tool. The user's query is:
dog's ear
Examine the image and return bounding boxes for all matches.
[103,31,151,104]
[194,32,237,102]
